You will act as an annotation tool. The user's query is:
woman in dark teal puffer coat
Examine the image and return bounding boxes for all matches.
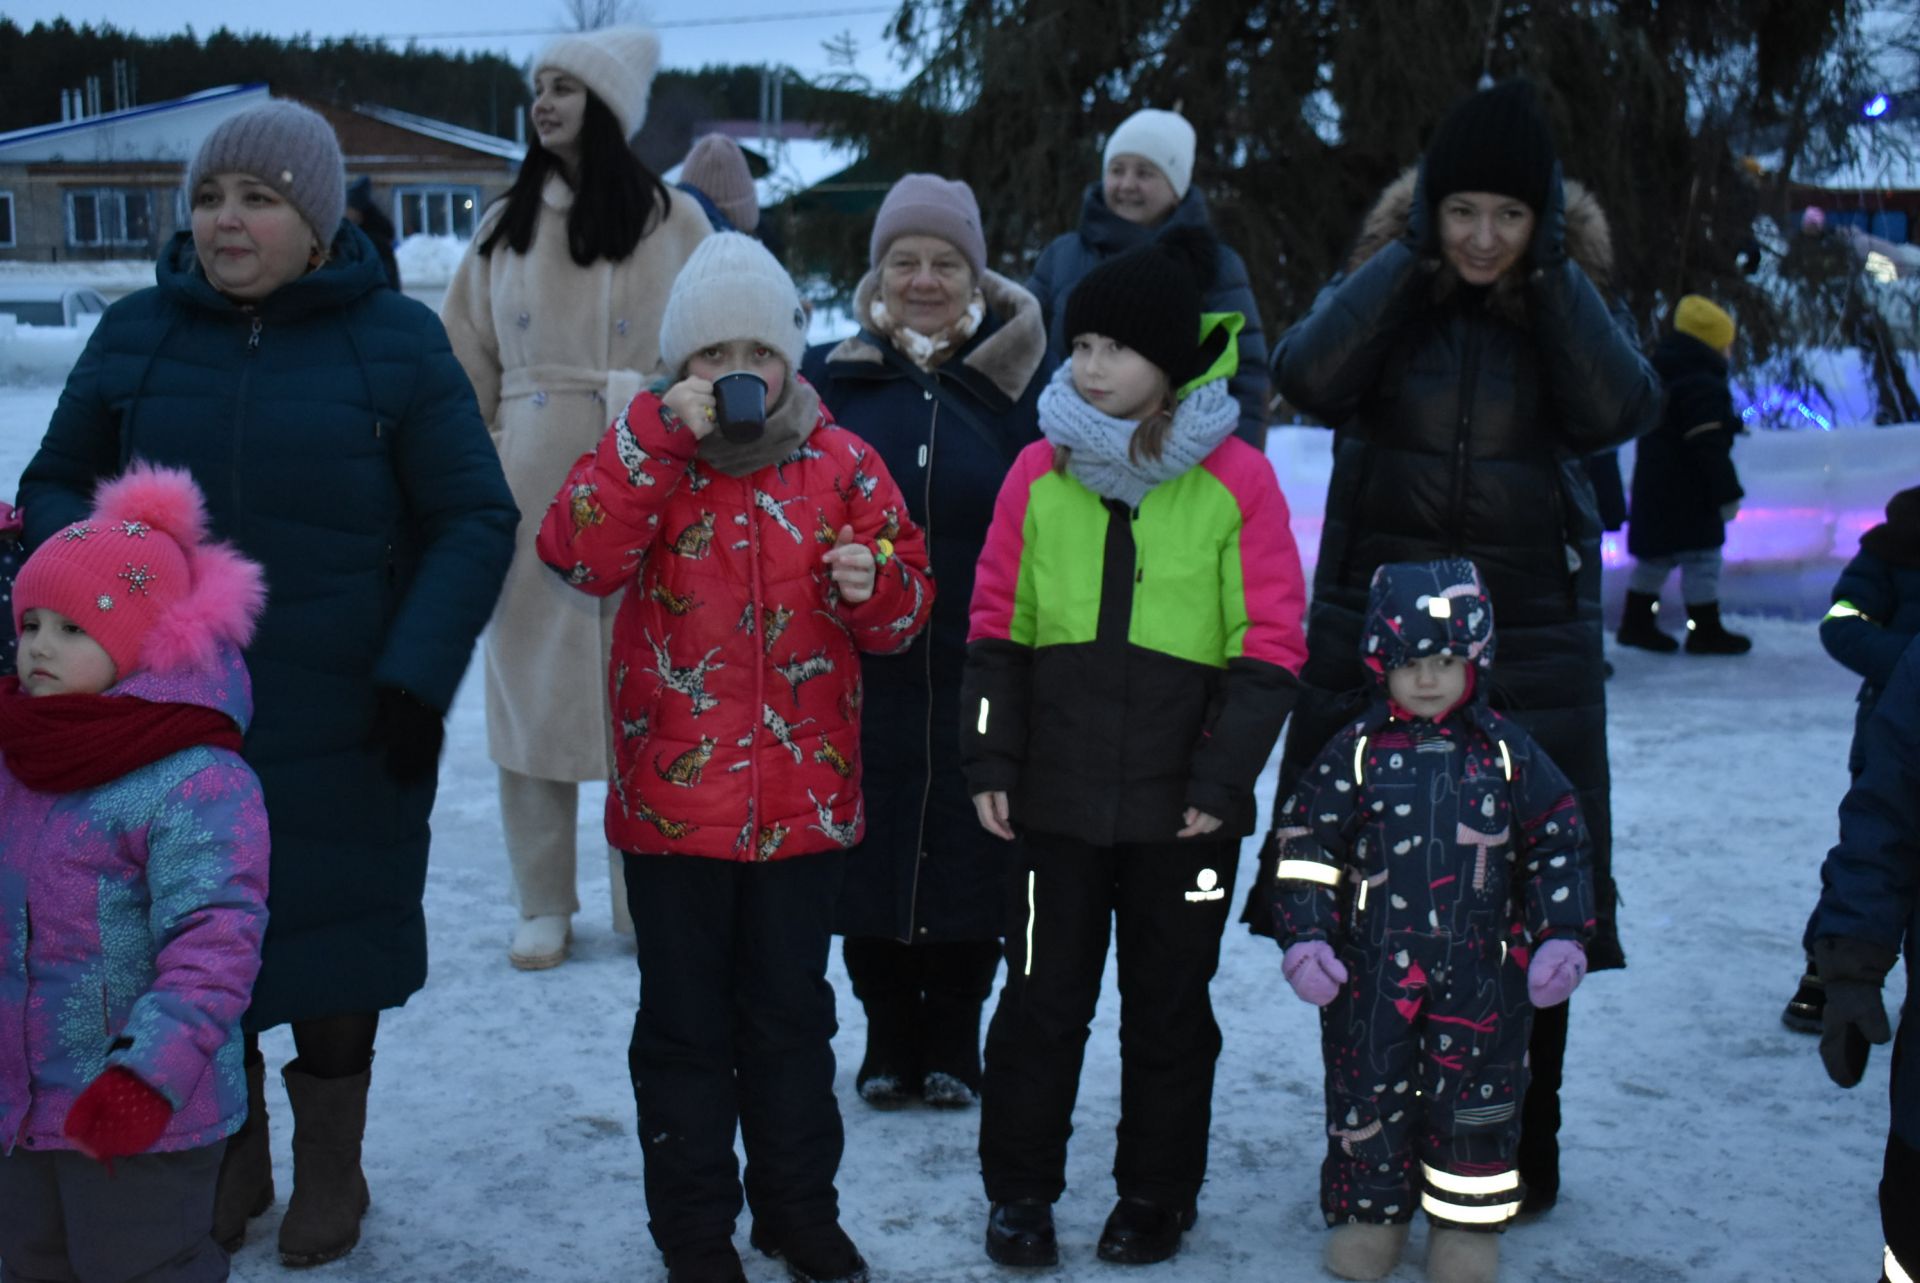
[14,101,517,1267]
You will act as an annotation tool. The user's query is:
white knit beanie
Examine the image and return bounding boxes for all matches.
[531,26,661,140]
[1102,108,1197,199]
[659,232,809,375]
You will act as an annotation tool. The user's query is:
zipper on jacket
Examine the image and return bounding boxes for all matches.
[230,317,259,543]
[1447,322,1482,556]
[903,402,939,939]
[1095,499,1140,656]
[746,477,767,859]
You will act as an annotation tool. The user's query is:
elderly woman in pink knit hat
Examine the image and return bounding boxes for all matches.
[802,174,1050,1115]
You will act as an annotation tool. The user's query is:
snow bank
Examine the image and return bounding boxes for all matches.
[395,235,470,290]
[0,257,156,297]
[1269,421,1920,616]
[1735,346,1920,432]
[0,313,99,386]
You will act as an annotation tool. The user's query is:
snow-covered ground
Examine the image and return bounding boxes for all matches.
[0,380,1904,1283]
[245,619,1895,1283]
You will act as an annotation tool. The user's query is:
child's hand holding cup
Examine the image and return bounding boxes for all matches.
[662,376,718,440]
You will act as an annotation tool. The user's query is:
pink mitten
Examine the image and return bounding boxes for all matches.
[1527,939,1588,1007]
[1283,941,1349,1007]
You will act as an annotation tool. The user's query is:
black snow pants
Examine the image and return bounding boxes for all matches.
[623,848,846,1256]
[978,830,1238,1210]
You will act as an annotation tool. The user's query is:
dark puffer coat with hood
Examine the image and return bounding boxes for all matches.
[1027,182,1270,447]
[16,221,519,1030]
[1246,169,1658,970]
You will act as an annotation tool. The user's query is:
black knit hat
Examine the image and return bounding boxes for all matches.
[1422,79,1557,213]
[1063,226,1220,386]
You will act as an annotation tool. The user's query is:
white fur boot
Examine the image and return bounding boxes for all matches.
[1324,1222,1411,1281]
[1426,1227,1500,1283]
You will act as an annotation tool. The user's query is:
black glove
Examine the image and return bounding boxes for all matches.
[1402,160,1438,258]
[1527,160,1569,272]
[370,686,445,784]
[1813,936,1897,1088]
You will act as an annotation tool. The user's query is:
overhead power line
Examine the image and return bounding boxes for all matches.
[369,5,894,42]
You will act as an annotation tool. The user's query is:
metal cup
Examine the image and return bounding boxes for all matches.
[712,371,768,444]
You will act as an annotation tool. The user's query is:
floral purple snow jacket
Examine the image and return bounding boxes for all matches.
[0,643,269,1154]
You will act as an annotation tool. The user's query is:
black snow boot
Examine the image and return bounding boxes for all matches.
[750,1221,869,1283]
[1782,965,1825,1035]
[919,940,999,1108]
[1616,590,1679,652]
[985,1199,1058,1268]
[843,938,922,1109]
[1684,601,1752,654]
[278,1060,372,1268]
[666,1240,748,1283]
[1096,1197,1197,1265]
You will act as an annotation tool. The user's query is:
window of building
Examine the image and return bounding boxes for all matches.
[0,192,15,248]
[396,186,481,239]
[65,188,155,248]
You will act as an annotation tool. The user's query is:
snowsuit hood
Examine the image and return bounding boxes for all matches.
[1360,558,1496,683]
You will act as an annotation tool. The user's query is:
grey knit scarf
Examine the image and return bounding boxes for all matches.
[1036,363,1240,507]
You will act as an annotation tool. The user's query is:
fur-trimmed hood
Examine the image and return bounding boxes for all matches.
[1347,168,1618,324]
[824,267,1048,405]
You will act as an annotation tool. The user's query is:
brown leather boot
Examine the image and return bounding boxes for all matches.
[212,1048,274,1251]
[278,1060,372,1268]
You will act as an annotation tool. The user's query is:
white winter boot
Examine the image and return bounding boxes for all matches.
[1426,1226,1499,1283]
[508,914,571,970]
[1324,1222,1411,1280]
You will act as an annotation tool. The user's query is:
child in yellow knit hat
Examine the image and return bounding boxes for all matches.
[1619,294,1751,654]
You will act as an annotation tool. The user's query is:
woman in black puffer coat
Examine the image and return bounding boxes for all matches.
[1245,81,1658,1215]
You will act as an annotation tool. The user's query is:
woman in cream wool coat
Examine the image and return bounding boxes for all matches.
[443,25,710,968]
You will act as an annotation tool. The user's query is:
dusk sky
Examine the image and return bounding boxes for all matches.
[1,1,915,90]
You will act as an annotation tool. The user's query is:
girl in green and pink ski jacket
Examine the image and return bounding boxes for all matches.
[961,228,1307,848]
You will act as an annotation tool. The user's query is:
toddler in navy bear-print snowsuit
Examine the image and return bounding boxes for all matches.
[1271,559,1596,1283]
